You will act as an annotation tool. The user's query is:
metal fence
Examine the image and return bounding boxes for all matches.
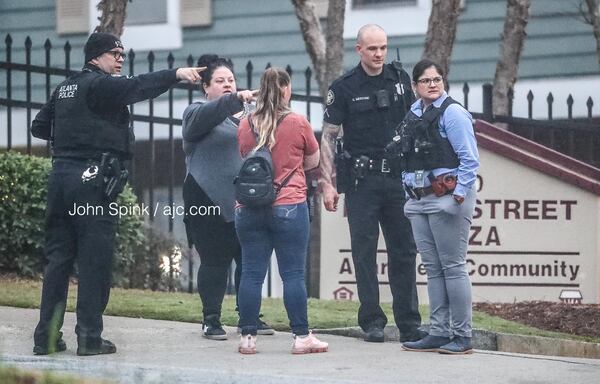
[0,34,323,225]
[2,34,600,291]
[471,83,600,167]
[0,34,324,293]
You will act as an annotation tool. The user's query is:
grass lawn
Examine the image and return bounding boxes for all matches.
[0,365,112,384]
[1,277,597,343]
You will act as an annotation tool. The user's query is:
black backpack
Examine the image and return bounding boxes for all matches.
[234,115,294,207]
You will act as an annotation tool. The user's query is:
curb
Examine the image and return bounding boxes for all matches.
[314,326,600,360]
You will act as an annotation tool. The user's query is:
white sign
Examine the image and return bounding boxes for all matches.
[320,121,600,304]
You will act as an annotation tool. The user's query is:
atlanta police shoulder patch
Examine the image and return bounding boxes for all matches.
[326,89,335,105]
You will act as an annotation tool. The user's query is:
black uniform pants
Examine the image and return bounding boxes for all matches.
[34,158,116,348]
[183,176,241,320]
[345,172,421,333]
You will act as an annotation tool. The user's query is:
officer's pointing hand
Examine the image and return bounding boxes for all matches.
[176,67,207,83]
[237,89,259,103]
[321,183,339,212]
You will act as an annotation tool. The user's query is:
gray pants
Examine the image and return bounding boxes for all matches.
[404,186,476,338]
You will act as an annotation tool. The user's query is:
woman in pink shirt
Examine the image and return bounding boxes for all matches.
[235,68,328,355]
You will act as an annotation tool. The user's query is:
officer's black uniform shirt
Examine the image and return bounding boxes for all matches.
[323,63,413,158]
[31,63,178,158]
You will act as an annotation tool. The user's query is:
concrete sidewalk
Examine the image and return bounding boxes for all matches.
[1,306,599,384]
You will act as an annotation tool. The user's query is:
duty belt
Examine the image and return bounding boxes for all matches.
[404,185,435,200]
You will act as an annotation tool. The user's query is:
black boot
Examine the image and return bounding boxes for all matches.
[77,338,117,356]
[364,326,385,342]
[33,332,67,355]
[399,328,428,342]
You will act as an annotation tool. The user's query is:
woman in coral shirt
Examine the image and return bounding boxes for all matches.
[236,67,328,355]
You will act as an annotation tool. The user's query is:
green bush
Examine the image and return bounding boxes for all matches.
[0,365,110,384]
[123,225,183,291]
[0,152,51,276]
[0,151,146,284]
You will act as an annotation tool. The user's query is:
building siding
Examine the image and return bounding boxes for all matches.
[1,0,598,101]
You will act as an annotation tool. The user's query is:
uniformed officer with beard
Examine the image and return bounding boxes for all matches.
[319,24,424,343]
[31,32,204,356]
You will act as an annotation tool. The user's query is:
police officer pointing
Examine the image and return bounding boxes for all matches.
[320,24,424,343]
[31,32,204,356]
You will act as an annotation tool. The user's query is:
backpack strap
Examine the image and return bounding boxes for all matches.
[274,168,295,194]
[247,113,289,144]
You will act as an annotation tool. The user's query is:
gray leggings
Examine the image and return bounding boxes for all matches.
[404,186,477,338]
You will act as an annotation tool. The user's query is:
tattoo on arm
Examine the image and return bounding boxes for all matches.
[319,122,342,187]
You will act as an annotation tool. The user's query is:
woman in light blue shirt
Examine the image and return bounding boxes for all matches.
[400,59,479,355]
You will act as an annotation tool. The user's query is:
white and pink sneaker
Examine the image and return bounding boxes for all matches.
[291,331,329,354]
[238,334,257,354]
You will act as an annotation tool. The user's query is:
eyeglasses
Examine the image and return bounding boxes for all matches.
[417,77,443,86]
[107,50,126,61]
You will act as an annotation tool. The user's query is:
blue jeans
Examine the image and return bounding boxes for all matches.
[235,202,309,336]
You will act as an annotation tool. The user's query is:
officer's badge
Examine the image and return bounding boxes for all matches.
[82,166,99,183]
[326,90,335,105]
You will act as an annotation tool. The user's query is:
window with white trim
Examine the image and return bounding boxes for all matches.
[344,0,431,38]
[56,0,89,35]
[89,0,181,51]
[126,0,168,25]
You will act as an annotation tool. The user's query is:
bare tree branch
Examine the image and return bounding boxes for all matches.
[492,0,531,117]
[421,0,462,78]
[94,0,130,37]
[578,0,593,24]
[292,0,346,98]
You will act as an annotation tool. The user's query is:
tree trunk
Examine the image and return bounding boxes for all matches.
[421,0,462,78]
[492,0,531,118]
[94,0,129,37]
[585,0,600,69]
[323,0,346,98]
[292,0,346,98]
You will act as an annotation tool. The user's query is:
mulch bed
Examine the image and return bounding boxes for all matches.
[473,301,600,339]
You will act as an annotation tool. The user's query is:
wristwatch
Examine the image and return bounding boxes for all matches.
[453,194,464,204]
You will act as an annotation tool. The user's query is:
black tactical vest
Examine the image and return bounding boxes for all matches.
[400,97,460,171]
[52,69,133,159]
[341,63,413,158]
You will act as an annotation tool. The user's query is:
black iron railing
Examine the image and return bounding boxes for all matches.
[473,83,600,167]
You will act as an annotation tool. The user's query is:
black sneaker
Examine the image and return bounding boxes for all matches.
[256,315,275,336]
[33,338,67,355]
[202,315,227,340]
[77,338,117,356]
[399,328,428,342]
[364,326,385,343]
[237,314,275,335]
